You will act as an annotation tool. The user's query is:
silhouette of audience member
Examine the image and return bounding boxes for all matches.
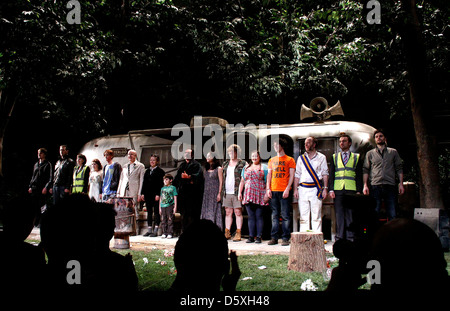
[40,193,138,292]
[0,196,46,292]
[90,201,138,291]
[40,193,97,291]
[327,217,449,296]
[326,239,367,292]
[370,218,449,295]
[169,219,241,293]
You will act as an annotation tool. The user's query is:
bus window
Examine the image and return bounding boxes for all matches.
[140,145,177,170]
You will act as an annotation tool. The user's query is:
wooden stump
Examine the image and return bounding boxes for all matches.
[114,232,130,249]
[288,232,327,272]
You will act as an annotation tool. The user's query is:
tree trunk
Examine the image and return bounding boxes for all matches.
[0,89,17,177]
[0,134,3,178]
[399,0,444,209]
[288,232,327,272]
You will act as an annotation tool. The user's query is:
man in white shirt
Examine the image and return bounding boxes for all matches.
[293,137,329,232]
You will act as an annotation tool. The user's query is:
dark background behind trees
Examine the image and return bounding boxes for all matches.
[1,0,449,206]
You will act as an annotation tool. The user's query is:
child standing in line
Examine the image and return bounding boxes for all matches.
[159,174,178,239]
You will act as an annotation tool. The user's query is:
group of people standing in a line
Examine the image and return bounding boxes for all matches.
[28,128,404,245]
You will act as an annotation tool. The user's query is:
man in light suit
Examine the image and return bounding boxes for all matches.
[118,149,146,205]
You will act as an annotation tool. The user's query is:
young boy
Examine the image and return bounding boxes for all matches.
[159,174,178,239]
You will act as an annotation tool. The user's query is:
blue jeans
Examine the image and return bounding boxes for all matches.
[246,203,264,238]
[270,192,291,240]
[371,185,397,220]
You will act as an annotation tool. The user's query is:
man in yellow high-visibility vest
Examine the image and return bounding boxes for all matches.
[329,134,363,242]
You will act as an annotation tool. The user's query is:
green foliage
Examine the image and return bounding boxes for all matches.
[1,0,117,137]
[1,0,449,148]
[1,0,406,130]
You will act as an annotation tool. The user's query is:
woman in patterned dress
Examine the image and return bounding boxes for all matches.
[200,152,223,230]
[238,151,268,243]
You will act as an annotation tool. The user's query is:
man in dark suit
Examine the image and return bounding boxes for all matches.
[141,154,165,237]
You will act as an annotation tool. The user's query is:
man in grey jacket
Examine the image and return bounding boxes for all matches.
[363,129,404,221]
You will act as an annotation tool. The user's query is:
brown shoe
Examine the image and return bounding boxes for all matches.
[225,228,231,240]
[233,229,241,242]
[268,238,278,245]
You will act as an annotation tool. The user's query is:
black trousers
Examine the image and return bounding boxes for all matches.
[178,189,202,231]
[333,190,356,241]
[29,189,48,226]
[145,197,160,227]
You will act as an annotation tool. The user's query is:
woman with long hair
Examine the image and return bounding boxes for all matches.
[88,159,103,202]
[200,152,223,230]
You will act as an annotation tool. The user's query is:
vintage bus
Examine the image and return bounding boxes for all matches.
[79,110,382,240]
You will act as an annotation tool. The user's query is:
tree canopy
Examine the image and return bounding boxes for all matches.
[1,0,449,204]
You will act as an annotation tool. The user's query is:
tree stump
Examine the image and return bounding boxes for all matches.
[288,232,327,272]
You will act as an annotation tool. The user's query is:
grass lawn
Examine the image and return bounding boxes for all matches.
[117,248,450,292]
[116,248,350,292]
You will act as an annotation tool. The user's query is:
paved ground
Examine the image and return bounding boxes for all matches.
[28,228,334,256]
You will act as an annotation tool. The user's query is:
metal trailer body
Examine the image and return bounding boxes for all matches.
[79,119,376,169]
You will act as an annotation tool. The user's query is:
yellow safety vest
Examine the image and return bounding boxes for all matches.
[72,165,88,193]
[333,152,359,191]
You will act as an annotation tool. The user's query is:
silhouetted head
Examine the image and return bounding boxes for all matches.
[370,218,449,293]
[93,202,116,249]
[171,219,229,292]
[40,193,96,262]
[333,239,358,263]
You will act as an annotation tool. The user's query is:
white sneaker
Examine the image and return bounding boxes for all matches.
[167,235,172,239]
[161,234,167,239]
